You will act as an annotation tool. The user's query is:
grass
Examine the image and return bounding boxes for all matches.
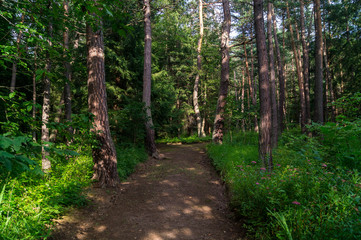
[156,134,212,144]
[0,145,148,239]
[207,129,361,239]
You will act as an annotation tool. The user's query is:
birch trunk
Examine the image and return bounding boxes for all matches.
[193,0,205,137]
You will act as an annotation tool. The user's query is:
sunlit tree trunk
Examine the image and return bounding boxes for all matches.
[86,9,119,187]
[286,4,306,133]
[212,0,230,144]
[10,12,25,93]
[271,4,285,134]
[267,2,278,148]
[254,0,272,168]
[143,0,159,157]
[314,0,324,123]
[193,0,205,137]
[41,3,52,172]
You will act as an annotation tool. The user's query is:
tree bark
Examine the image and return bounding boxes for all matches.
[267,2,278,148]
[254,0,272,168]
[143,0,159,157]
[86,12,119,187]
[193,0,205,137]
[286,4,307,133]
[10,12,25,93]
[32,47,37,142]
[41,3,52,171]
[240,69,245,131]
[63,0,72,131]
[323,34,335,121]
[271,4,285,134]
[212,0,230,144]
[300,0,311,124]
[314,0,324,123]
[243,43,258,133]
[250,41,259,132]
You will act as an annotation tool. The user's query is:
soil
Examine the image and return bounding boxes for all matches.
[51,143,245,240]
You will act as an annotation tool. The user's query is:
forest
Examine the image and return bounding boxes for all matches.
[0,0,361,239]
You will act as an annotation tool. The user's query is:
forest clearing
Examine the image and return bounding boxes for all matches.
[1,0,360,239]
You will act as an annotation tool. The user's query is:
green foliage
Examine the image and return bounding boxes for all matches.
[0,153,93,240]
[157,135,211,144]
[208,130,361,239]
[116,146,148,181]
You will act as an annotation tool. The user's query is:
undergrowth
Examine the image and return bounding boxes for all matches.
[156,134,211,144]
[208,121,361,239]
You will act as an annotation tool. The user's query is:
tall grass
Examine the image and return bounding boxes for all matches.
[208,128,361,239]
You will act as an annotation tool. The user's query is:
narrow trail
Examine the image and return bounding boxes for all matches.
[52,143,244,240]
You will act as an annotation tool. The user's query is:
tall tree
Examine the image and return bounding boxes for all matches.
[193,0,205,137]
[63,0,72,130]
[254,0,272,168]
[299,0,311,124]
[143,0,159,157]
[10,12,25,92]
[267,2,278,147]
[271,4,285,134]
[314,0,324,123]
[212,0,231,144]
[41,2,53,171]
[286,4,307,133]
[86,7,120,187]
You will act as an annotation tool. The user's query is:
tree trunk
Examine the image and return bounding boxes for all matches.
[271,4,285,134]
[86,12,119,187]
[212,0,230,144]
[243,42,258,132]
[10,12,25,93]
[267,3,278,148]
[63,0,72,132]
[323,35,335,121]
[300,0,311,124]
[41,5,52,171]
[49,92,64,142]
[143,0,159,157]
[254,0,272,168]
[286,4,307,133]
[193,0,205,137]
[314,0,324,123]
[241,69,245,132]
[32,47,37,142]
[250,41,259,132]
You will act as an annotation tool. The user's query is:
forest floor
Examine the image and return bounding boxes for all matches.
[51,143,245,240]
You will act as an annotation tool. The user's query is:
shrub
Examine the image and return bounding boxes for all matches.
[208,130,361,239]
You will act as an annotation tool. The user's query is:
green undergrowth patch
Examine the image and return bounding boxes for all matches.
[116,145,148,180]
[156,134,211,144]
[0,153,93,240]
[207,126,361,239]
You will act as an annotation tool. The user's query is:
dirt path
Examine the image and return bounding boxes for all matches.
[51,143,244,240]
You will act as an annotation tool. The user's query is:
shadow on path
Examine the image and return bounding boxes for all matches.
[51,143,245,240]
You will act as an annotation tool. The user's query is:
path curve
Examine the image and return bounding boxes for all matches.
[52,143,244,240]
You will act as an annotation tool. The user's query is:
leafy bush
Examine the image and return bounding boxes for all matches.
[208,130,361,239]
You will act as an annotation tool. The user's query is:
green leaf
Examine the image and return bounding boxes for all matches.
[9,92,15,99]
